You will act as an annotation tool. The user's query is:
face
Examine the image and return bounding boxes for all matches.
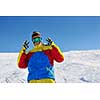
[32,37,42,46]
[34,42,41,46]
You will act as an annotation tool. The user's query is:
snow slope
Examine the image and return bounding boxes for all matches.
[55,50,100,83]
[0,53,27,83]
[0,50,100,83]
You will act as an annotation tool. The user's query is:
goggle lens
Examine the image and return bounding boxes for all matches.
[32,37,42,43]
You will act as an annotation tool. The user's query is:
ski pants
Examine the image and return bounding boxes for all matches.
[29,78,55,83]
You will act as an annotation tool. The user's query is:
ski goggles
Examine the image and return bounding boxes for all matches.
[32,37,42,43]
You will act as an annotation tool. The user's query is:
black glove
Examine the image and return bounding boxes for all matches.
[23,40,30,49]
[46,37,53,45]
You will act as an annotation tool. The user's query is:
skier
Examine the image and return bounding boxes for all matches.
[17,31,64,83]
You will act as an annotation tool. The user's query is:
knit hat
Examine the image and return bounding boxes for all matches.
[32,31,41,39]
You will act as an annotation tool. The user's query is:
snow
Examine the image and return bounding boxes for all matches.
[0,50,100,83]
[55,50,100,83]
[0,53,27,83]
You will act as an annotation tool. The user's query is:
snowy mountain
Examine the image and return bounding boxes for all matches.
[0,50,100,83]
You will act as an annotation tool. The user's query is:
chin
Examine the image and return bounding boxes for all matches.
[34,42,42,46]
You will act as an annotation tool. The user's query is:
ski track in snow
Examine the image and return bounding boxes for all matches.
[0,50,100,83]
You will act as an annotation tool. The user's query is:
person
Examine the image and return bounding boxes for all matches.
[17,31,64,83]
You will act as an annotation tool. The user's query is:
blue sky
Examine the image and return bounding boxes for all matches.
[0,16,100,52]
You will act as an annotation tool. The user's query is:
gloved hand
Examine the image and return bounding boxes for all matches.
[46,37,53,45]
[23,40,30,50]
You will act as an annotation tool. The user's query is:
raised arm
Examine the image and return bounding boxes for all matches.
[51,42,64,62]
[17,47,28,69]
